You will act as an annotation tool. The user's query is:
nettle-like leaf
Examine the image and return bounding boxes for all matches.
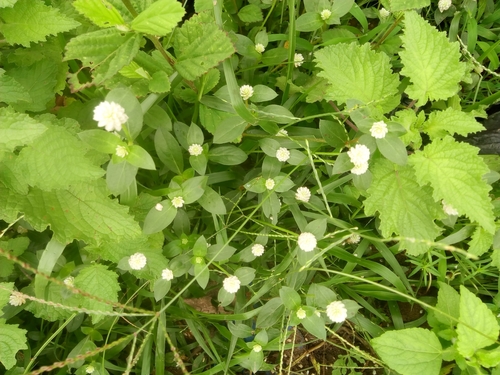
[364,159,442,255]
[0,0,80,47]
[409,136,495,233]
[399,11,466,104]
[0,68,30,105]
[64,28,142,85]
[423,108,485,140]
[0,321,28,370]
[0,282,14,308]
[387,0,430,11]
[468,227,493,257]
[0,0,17,8]
[0,106,47,153]
[74,264,120,324]
[315,42,400,112]
[131,0,185,35]
[73,0,125,28]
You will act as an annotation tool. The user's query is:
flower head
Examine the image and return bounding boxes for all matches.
[188,144,203,156]
[326,301,348,323]
[296,307,307,319]
[276,129,288,137]
[346,234,361,245]
[295,187,311,203]
[171,196,184,208]
[253,344,262,352]
[93,101,128,132]
[438,0,452,12]
[251,244,265,257]
[223,275,241,294]
[85,365,95,374]
[379,7,390,18]
[115,145,128,158]
[276,147,290,162]
[351,162,369,175]
[129,253,147,270]
[298,232,317,252]
[320,9,332,21]
[64,276,75,287]
[347,144,370,165]
[255,43,265,53]
[294,53,304,67]
[161,268,174,281]
[155,203,163,211]
[370,121,388,139]
[265,178,275,190]
[240,85,254,100]
[442,200,458,216]
[9,291,26,306]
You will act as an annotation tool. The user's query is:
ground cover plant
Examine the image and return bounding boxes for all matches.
[1,0,500,374]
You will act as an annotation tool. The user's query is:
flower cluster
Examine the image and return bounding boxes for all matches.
[438,0,452,12]
[326,301,347,323]
[162,268,174,281]
[370,121,388,139]
[320,9,331,21]
[188,144,203,156]
[129,253,147,270]
[64,276,75,287]
[298,232,317,252]
[294,53,304,67]
[223,275,241,293]
[115,145,128,158]
[255,43,265,53]
[379,7,390,18]
[347,144,370,175]
[171,196,184,208]
[276,147,290,162]
[442,200,459,216]
[240,85,254,100]
[296,307,307,319]
[251,244,265,257]
[9,291,26,306]
[265,178,275,190]
[295,187,311,203]
[93,101,128,132]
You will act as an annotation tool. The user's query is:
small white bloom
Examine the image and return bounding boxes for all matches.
[379,7,390,18]
[171,196,184,208]
[346,234,361,245]
[298,232,317,252]
[347,144,370,165]
[253,344,262,352]
[255,43,265,53]
[223,275,241,294]
[296,307,307,320]
[93,101,128,132]
[351,162,369,175]
[240,85,254,100]
[314,310,321,317]
[326,301,348,323]
[265,178,275,190]
[63,276,75,287]
[85,365,95,374]
[161,268,174,281]
[442,200,459,216]
[9,291,26,306]
[294,53,304,67]
[320,9,332,21]
[129,252,147,270]
[276,129,288,137]
[438,0,452,12]
[251,244,265,257]
[188,144,203,156]
[195,256,204,264]
[276,147,290,162]
[115,145,128,158]
[295,187,311,203]
[370,121,388,139]
[155,203,163,211]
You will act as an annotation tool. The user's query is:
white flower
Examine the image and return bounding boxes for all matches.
[240,85,254,100]
[351,162,369,175]
[161,268,174,281]
[265,178,275,190]
[223,275,241,294]
[370,121,388,139]
[129,252,147,270]
[171,196,184,208]
[442,200,459,216]
[346,234,361,245]
[188,144,203,156]
[85,365,95,374]
[298,232,317,252]
[326,301,348,323]
[347,144,370,165]
[438,0,452,12]
[93,101,128,132]
[295,187,311,203]
[255,43,265,53]
[276,147,290,162]
[63,276,75,287]
[195,257,203,264]
[320,9,332,21]
[9,291,26,306]
[294,53,304,67]
[115,145,128,158]
[276,129,288,137]
[296,307,307,319]
[253,344,262,352]
[251,244,265,257]
[379,7,390,18]
[314,310,321,317]
[155,203,163,211]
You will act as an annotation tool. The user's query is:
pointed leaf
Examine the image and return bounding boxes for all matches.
[468,227,492,257]
[0,106,47,152]
[143,199,177,234]
[0,68,30,104]
[435,281,460,326]
[0,322,27,370]
[127,145,155,170]
[155,125,184,174]
[423,108,485,140]
[73,0,125,27]
[376,135,408,165]
[131,0,185,35]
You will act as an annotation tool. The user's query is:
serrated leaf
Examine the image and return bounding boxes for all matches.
[399,11,466,104]
[0,0,80,47]
[0,107,47,152]
[0,282,14,309]
[371,328,442,375]
[0,0,17,8]
[74,264,120,323]
[149,71,171,93]
[73,0,125,27]
[131,0,184,35]
[435,281,460,326]
[409,136,495,233]
[456,286,499,358]
[388,0,430,11]
[0,323,27,370]
[468,227,493,257]
[423,108,485,140]
[364,159,442,255]
[0,69,30,104]
[315,42,400,113]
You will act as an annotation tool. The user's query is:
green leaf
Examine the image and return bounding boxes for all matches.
[256,298,285,328]
[78,129,121,154]
[315,42,400,113]
[371,328,442,375]
[35,239,66,299]
[0,322,27,370]
[435,281,460,326]
[0,0,17,8]
[194,262,210,289]
[213,116,247,144]
[106,87,143,140]
[131,0,184,35]
[0,283,14,309]
[423,108,485,140]
[251,85,278,103]
[387,0,430,11]
[399,11,466,104]
[0,69,30,104]
[306,284,337,308]
[468,227,493,257]
[295,12,324,32]
[127,145,155,170]
[301,311,326,340]
[279,286,301,310]
[74,264,120,323]
[409,136,495,233]
[149,71,171,93]
[207,243,237,262]
[154,279,171,301]
[456,286,499,358]
[208,145,248,165]
[320,119,347,149]
[235,267,255,285]
[376,135,408,165]
[0,107,46,152]
[197,186,227,214]
[181,176,207,204]
[73,0,125,27]
[155,125,184,174]
[364,159,442,255]
[143,199,177,234]
[476,347,500,368]
[0,0,79,47]
[106,159,137,195]
[238,4,263,23]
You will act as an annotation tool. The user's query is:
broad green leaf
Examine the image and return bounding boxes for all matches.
[256,297,285,328]
[387,0,430,11]
[0,69,30,104]
[435,281,460,326]
[143,199,177,234]
[0,107,46,152]
[371,328,442,375]
[315,42,400,113]
[73,0,125,27]
[78,129,121,154]
[295,12,323,32]
[468,227,493,257]
[301,311,326,340]
[154,279,171,301]
[64,28,142,85]
[235,267,255,285]
[238,4,263,23]
[364,159,442,255]
[251,85,278,103]
[0,0,17,7]
[0,283,14,309]
[320,119,347,149]
[376,135,408,165]
[74,264,120,323]
[213,116,247,144]
[423,108,485,139]
[127,145,155,170]
[306,284,337,308]
[106,159,137,195]
[207,244,237,262]
[391,109,423,149]
[198,186,226,214]
[456,286,499,357]
[208,146,248,165]
[409,136,495,233]
[399,11,466,104]
[131,0,184,35]
[476,348,500,369]
[181,176,208,204]
[0,185,24,223]
[149,71,171,93]
[0,322,27,370]
[155,125,184,174]
[0,0,80,47]
[279,286,301,310]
